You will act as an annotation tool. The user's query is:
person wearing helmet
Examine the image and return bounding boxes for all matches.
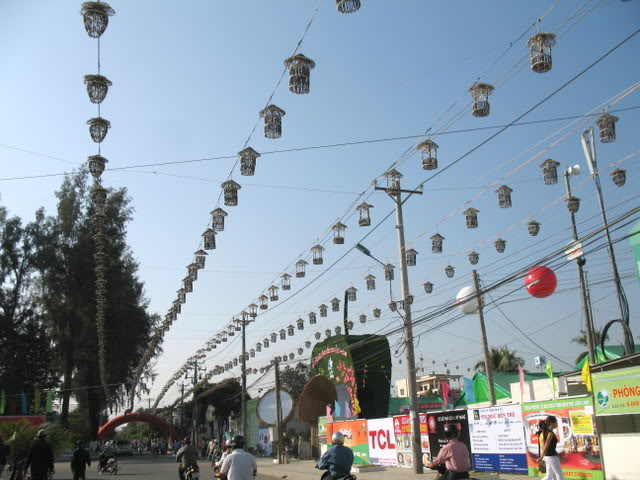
[70,441,91,480]
[425,424,470,480]
[316,432,354,480]
[217,436,257,480]
[176,438,198,480]
[24,430,54,480]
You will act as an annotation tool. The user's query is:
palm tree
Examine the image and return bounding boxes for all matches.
[474,347,525,373]
[572,328,608,365]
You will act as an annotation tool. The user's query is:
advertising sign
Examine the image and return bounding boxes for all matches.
[467,404,527,473]
[367,418,397,466]
[427,410,470,460]
[592,366,640,416]
[522,397,602,479]
[393,414,429,468]
[326,419,370,464]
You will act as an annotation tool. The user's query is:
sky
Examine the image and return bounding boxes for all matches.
[1,0,639,411]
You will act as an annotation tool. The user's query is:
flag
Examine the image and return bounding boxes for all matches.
[34,389,41,413]
[0,390,5,414]
[21,392,28,414]
[463,378,475,403]
[545,360,556,393]
[581,361,592,392]
[518,364,526,401]
[46,391,53,413]
[441,381,451,406]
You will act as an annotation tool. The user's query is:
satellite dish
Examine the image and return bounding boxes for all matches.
[256,388,294,426]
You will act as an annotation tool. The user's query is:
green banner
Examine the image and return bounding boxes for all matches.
[592,366,640,416]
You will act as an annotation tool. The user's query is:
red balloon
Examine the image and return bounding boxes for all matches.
[524,265,557,298]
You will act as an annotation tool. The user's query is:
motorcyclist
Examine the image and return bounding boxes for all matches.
[317,432,354,480]
[98,443,116,472]
[176,438,198,480]
[217,435,257,480]
[425,424,471,480]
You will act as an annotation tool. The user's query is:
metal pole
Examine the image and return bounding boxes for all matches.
[274,359,283,465]
[564,171,597,364]
[241,319,247,438]
[343,290,350,335]
[472,270,497,406]
[180,382,184,432]
[192,364,198,449]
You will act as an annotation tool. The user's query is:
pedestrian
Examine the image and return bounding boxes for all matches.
[0,436,10,480]
[70,441,91,480]
[281,432,290,464]
[24,429,54,480]
[217,436,256,480]
[539,415,563,480]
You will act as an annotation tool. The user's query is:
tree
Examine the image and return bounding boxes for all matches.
[572,328,609,365]
[474,347,524,373]
[280,362,312,401]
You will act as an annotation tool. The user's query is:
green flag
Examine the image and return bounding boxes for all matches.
[0,390,5,414]
[34,389,41,414]
[46,391,53,413]
[545,360,556,393]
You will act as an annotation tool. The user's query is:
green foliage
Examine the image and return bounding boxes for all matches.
[474,347,525,372]
[0,421,71,467]
[280,362,311,401]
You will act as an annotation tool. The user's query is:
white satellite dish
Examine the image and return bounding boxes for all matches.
[256,389,294,426]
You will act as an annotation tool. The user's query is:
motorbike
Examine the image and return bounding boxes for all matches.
[184,465,200,480]
[99,457,118,475]
[316,465,356,480]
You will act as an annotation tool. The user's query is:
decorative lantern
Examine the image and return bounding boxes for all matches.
[388,301,398,312]
[268,285,279,302]
[365,274,376,291]
[259,104,286,139]
[495,238,507,253]
[279,329,286,341]
[335,326,342,335]
[525,265,558,298]
[187,263,199,281]
[346,287,357,301]
[84,74,112,104]
[540,159,560,185]
[384,264,395,281]
[528,220,541,236]
[211,208,228,232]
[297,318,305,330]
[248,303,258,318]
[463,208,479,229]
[406,249,418,266]
[567,196,581,214]
[259,295,268,310]
[221,180,241,207]
[359,314,367,324]
[431,233,444,253]
[298,347,304,355]
[373,308,381,318]
[80,1,115,38]
[256,342,262,353]
[295,259,308,278]
[468,251,480,265]
[177,288,186,304]
[284,53,316,94]
[417,139,439,171]
[315,332,321,340]
[332,222,347,244]
[319,304,328,317]
[496,185,513,208]
[311,245,325,265]
[331,298,340,312]
[239,147,260,176]
[233,357,238,367]
[469,82,495,117]
[87,117,111,143]
[423,281,433,294]
[281,273,292,291]
[325,329,332,338]
[287,325,295,336]
[87,154,108,180]
[173,300,181,315]
[265,337,272,347]
[346,320,354,330]
[249,348,256,358]
[405,295,414,306]
[610,168,626,187]
[228,324,235,336]
[90,184,107,210]
[221,332,228,342]
[305,341,311,348]
[202,228,216,250]
[289,352,295,360]
[194,249,207,269]
[183,276,193,293]
[527,32,557,73]
[356,202,373,226]
[384,169,402,194]
[337,0,360,13]
[309,312,317,325]
[596,113,619,143]
[445,265,455,278]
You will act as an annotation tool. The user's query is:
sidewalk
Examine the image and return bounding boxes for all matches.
[255,458,540,480]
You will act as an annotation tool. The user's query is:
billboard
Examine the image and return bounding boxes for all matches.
[393,413,429,468]
[326,419,370,464]
[367,418,397,466]
[592,366,640,416]
[427,409,470,460]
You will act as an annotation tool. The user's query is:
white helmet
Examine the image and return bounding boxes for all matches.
[331,432,345,445]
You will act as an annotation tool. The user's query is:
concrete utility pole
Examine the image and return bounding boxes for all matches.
[471,270,496,406]
[274,358,283,465]
[375,170,423,474]
[180,382,185,432]
[241,316,247,438]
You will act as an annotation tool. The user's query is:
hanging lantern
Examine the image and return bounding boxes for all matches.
[259,104,286,139]
[233,357,238,367]
[445,265,455,278]
[87,117,111,143]
[256,342,262,353]
[84,74,112,104]
[596,113,619,143]
[540,159,561,185]
[297,318,305,330]
[268,285,279,302]
[248,303,258,318]
[525,265,558,298]
[281,273,292,291]
[87,154,108,180]
[332,222,347,244]
[346,320,354,330]
[356,202,373,227]
[423,281,433,294]
[373,308,381,318]
[365,274,376,291]
[406,249,418,266]
[287,325,295,336]
[265,337,272,347]
[249,348,256,358]
[417,139,439,171]
[431,233,444,253]
[259,295,268,310]
[404,295,414,306]
[90,184,107,209]
[177,288,186,304]
[335,326,342,335]
[337,0,360,13]
[496,185,513,208]
[238,147,260,176]
[610,168,626,187]
[346,287,357,301]
[202,228,216,250]
[495,238,507,253]
[469,82,495,117]
[384,169,402,195]
[527,32,557,73]
[297,347,304,355]
[359,314,367,324]
[80,1,115,38]
[315,332,322,340]
[241,310,250,323]
[284,53,316,94]
[289,352,295,360]
[388,301,398,312]
[172,300,181,315]
[528,220,541,236]
[295,259,308,278]
[210,208,228,232]
[463,208,479,229]
[325,329,332,338]
[311,245,325,265]
[279,329,287,340]
[228,324,235,336]
[221,180,241,207]
[331,297,340,312]
[187,263,199,281]
[468,251,480,265]
[183,276,193,293]
[305,340,311,348]
[319,304,328,317]
[221,332,228,342]
[384,264,395,281]
[194,249,207,269]
[567,196,581,214]
[309,312,317,325]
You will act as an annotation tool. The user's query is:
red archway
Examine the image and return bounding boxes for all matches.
[97,412,177,440]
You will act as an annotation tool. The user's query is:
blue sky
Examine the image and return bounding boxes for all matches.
[1,0,639,409]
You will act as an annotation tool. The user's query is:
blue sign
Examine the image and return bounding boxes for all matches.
[472,453,528,473]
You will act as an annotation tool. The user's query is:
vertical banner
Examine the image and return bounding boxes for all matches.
[392,414,429,468]
[318,416,328,456]
[467,404,528,473]
[367,418,397,466]
[326,419,370,464]
[522,397,602,479]
[427,410,470,460]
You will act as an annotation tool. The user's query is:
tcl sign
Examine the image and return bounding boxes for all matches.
[367,418,397,466]
[369,429,395,450]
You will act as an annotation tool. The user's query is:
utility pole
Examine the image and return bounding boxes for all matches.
[375,169,423,474]
[471,270,497,406]
[563,167,597,364]
[180,382,185,433]
[241,315,247,438]
[274,358,283,465]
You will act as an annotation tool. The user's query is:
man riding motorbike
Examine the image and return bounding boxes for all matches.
[425,424,471,480]
[317,432,354,480]
[98,443,116,473]
[176,438,198,480]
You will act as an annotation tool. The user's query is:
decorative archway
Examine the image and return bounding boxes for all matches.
[97,412,177,440]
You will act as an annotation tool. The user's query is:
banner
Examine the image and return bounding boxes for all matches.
[427,410,470,460]
[522,397,602,479]
[467,404,527,473]
[392,413,429,468]
[326,419,370,464]
[367,418,396,466]
[592,366,640,416]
